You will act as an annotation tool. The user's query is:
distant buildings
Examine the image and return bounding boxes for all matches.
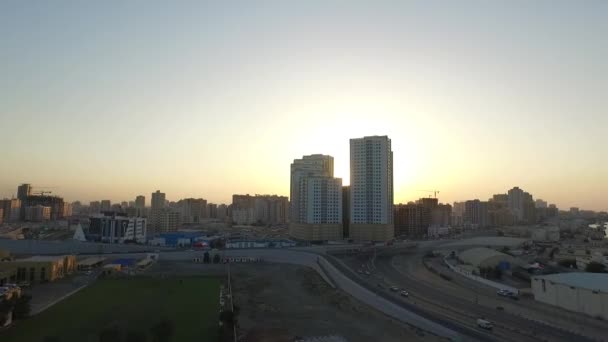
[507,187,535,224]
[178,198,207,223]
[100,200,111,212]
[0,199,21,222]
[135,195,145,209]
[394,198,451,238]
[464,199,489,228]
[349,136,394,241]
[89,212,147,243]
[231,194,256,225]
[394,202,430,238]
[24,205,51,222]
[232,194,289,225]
[288,154,343,241]
[89,201,101,214]
[254,195,289,225]
[151,190,165,210]
[217,204,228,220]
[150,208,179,233]
[207,203,217,218]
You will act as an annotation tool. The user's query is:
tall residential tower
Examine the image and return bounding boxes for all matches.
[289,154,342,241]
[349,136,394,241]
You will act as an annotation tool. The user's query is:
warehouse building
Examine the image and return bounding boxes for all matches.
[458,247,516,271]
[532,273,608,319]
[0,255,76,283]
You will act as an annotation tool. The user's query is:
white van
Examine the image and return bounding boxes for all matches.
[477,319,493,330]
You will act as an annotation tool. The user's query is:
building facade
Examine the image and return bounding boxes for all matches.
[24,205,51,222]
[0,199,21,222]
[532,273,608,320]
[89,213,148,243]
[178,198,207,223]
[289,155,343,241]
[349,136,394,241]
[464,200,489,228]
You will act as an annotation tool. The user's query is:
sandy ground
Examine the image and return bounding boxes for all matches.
[231,263,445,342]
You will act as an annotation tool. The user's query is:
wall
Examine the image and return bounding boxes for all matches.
[532,277,608,319]
[444,257,519,294]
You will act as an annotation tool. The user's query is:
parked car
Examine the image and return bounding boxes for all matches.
[400,290,409,297]
[389,286,399,292]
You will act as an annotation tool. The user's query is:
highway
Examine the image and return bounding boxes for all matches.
[371,251,594,342]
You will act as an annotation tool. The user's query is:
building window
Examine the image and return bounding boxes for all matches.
[40,267,46,281]
[30,267,35,281]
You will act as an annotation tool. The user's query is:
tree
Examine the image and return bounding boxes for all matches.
[585,262,606,273]
[150,319,174,342]
[213,254,221,264]
[203,251,210,264]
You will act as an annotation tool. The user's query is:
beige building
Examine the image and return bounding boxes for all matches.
[150,208,179,233]
[532,273,608,319]
[289,155,343,241]
[0,255,76,283]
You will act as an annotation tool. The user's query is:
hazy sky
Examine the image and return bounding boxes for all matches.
[1,1,606,211]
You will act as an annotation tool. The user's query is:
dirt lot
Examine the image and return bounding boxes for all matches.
[231,264,445,342]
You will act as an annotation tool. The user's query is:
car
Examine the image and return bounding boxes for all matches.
[364,271,371,275]
[357,269,364,274]
[389,286,399,292]
[497,289,511,297]
[477,318,493,330]
[400,290,409,297]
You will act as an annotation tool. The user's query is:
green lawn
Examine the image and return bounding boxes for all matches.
[2,277,220,342]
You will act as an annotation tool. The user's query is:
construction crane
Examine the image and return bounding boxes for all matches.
[418,189,440,199]
[31,185,58,197]
[32,191,53,196]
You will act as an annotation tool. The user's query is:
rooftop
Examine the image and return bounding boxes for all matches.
[534,273,608,293]
[16,255,69,262]
[77,257,106,266]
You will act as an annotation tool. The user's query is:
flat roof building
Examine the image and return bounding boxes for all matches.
[532,273,608,319]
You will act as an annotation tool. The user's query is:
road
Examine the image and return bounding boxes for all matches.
[371,252,595,342]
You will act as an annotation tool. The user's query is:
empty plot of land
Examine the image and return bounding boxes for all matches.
[231,264,445,342]
[1,277,220,342]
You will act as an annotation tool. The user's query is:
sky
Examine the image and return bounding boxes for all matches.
[0,1,606,211]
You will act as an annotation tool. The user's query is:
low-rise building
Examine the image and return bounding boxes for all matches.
[458,247,515,272]
[532,273,608,319]
[77,257,106,271]
[0,255,76,283]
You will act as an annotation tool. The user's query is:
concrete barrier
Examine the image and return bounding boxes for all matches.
[443,257,519,295]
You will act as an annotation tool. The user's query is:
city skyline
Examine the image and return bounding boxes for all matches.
[1,1,606,211]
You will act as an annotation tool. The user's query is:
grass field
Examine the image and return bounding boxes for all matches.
[2,276,220,342]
